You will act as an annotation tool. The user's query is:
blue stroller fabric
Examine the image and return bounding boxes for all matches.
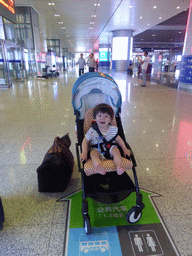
[72,72,122,119]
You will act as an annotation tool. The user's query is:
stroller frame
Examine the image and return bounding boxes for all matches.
[72,72,145,235]
[75,107,145,235]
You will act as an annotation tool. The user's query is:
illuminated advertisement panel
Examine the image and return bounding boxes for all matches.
[99,48,108,61]
[0,0,16,23]
[112,37,128,60]
[99,52,108,61]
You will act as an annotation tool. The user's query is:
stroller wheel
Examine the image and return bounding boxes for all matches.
[126,207,142,224]
[84,215,91,235]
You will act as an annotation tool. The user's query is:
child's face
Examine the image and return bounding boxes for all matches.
[95,111,112,128]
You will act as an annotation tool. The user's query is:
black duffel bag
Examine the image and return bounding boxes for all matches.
[37,133,74,192]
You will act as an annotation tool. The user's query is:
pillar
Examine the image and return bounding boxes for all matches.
[179,0,192,89]
[112,29,133,71]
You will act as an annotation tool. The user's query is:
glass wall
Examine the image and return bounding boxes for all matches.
[0,40,19,86]
[0,40,8,84]
[3,6,40,77]
[47,39,61,57]
[6,43,24,81]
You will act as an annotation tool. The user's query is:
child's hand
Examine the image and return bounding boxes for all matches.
[80,152,87,162]
[123,148,131,157]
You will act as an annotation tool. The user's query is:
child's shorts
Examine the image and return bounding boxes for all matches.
[90,144,118,160]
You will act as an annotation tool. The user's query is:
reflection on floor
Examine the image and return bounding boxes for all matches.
[131,67,191,91]
[0,66,192,255]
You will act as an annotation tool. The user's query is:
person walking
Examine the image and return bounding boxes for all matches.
[140,51,149,87]
[87,53,96,72]
[78,53,86,76]
[95,59,99,71]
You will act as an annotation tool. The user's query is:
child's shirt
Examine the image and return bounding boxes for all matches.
[85,125,118,145]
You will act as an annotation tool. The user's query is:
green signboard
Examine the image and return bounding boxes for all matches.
[99,51,108,61]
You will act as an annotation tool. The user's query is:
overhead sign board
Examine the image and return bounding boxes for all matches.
[0,0,16,23]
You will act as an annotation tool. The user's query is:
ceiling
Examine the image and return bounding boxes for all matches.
[14,0,190,53]
[133,9,189,52]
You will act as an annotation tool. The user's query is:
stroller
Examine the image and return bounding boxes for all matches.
[72,72,145,235]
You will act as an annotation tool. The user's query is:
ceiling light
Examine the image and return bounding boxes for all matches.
[92,15,96,17]
[59,22,63,24]
[159,17,162,19]
[61,27,65,29]
[48,2,55,5]
[90,22,94,24]
[89,27,93,30]
[152,34,155,36]
[94,3,100,6]
[177,6,180,9]
[153,6,157,9]
[140,16,142,19]
[55,14,60,17]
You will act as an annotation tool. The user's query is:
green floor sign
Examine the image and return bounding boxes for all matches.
[60,189,180,256]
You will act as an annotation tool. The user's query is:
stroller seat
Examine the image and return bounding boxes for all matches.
[83,108,133,176]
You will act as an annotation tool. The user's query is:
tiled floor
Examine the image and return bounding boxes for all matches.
[0,67,192,255]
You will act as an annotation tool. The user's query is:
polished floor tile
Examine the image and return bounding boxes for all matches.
[0,67,192,255]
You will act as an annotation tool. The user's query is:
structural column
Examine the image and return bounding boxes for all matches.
[179,0,192,89]
[112,29,133,71]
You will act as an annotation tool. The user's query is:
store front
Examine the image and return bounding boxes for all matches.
[0,38,28,86]
[0,0,16,86]
[0,4,42,87]
[0,39,10,85]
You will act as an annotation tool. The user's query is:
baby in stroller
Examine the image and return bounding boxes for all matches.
[80,103,131,175]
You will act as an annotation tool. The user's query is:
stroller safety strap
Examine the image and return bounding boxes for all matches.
[91,123,118,156]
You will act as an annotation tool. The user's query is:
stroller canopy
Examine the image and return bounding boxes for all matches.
[72,72,122,119]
